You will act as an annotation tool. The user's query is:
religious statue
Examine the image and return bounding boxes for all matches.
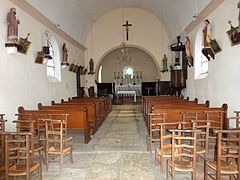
[61,43,69,66]
[88,58,95,74]
[161,54,168,72]
[203,19,212,48]
[202,19,215,60]
[185,36,193,67]
[62,43,68,62]
[7,8,20,43]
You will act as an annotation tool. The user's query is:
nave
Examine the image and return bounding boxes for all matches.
[42,104,205,180]
[43,105,156,179]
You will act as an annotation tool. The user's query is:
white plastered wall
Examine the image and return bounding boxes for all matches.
[84,7,171,93]
[186,0,240,126]
[0,0,84,130]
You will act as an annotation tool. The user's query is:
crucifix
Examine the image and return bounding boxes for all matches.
[123,20,132,41]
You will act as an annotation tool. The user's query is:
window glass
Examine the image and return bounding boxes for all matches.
[46,35,61,82]
[194,27,208,79]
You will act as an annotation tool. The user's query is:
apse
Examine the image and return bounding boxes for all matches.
[97,46,159,83]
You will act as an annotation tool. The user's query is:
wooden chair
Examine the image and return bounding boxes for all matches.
[192,120,210,160]
[4,132,42,180]
[0,119,7,180]
[231,111,240,128]
[45,116,73,171]
[155,122,185,175]
[204,129,240,179]
[147,112,167,153]
[167,129,200,180]
[181,112,199,122]
[14,119,44,163]
[205,111,225,142]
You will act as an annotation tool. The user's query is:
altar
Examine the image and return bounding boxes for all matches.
[116,90,136,102]
[115,83,141,103]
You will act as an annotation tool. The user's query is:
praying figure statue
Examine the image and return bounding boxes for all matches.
[161,54,168,72]
[203,19,212,48]
[238,1,240,27]
[62,43,68,63]
[7,8,20,42]
[185,36,193,67]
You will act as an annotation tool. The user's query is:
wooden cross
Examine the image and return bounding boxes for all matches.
[123,20,132,41]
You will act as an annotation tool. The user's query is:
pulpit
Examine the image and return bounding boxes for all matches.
[171,69,186,96]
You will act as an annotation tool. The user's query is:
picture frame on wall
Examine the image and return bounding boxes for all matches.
[226,26,240,46]
[209,38,222,54]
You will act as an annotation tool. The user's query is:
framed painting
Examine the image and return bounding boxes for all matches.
[226,26,240,46]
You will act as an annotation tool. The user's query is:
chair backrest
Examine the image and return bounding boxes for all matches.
[49,114,69,137]
[215,129,240,178]
[231,111,240,128]
[0,117,6,132]
[4,132,32,179]
[205,111,225,130]
[13,120,36,152]
[45,117,68,153]
[148,112,167,129]
[192,120,210,155]
[181,112,199,121]
[0,119,7,164]
[181,112,200,128]
[169,129,199,170]
[159,122,185,154]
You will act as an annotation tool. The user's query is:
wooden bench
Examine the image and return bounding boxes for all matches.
[64,98,106,122]
[18,106,91,143]
[144,100,209,122]
[150,104,228,130]
[71,96,112,118]
[45,102,99,133]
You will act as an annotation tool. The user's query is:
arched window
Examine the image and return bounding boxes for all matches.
[98,65,103,83]
[194,27,208,79]
[123,66,134,79]
[46,35,61,82]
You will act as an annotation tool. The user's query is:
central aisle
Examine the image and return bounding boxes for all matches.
[43,105,160,179]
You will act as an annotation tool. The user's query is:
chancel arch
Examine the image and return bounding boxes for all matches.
[95,45,160,83]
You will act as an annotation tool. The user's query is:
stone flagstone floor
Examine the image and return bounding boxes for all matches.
[42,105,207,180]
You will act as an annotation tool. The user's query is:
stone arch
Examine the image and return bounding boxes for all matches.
[95,44,161,82]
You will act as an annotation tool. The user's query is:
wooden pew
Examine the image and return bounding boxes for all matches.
[57,99,103,125]
[18,106,91,143]
[150,104,228,130]
[144,99,209,122]
[39,102,98,134]
[71,96,112,116]
[142,96,197,116]
[64,97,111,122]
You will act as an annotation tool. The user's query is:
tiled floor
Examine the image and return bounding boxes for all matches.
[42,105,208,180]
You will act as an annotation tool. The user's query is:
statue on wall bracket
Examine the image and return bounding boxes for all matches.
[61,43,70,68]
[88,58,95,74]
[185,36,193,67]
[5,8,20,54]
[18,33,31,54]
[202,19,221,61]
[160,54,168,73]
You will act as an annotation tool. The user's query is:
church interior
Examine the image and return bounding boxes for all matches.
[0,0,240,179]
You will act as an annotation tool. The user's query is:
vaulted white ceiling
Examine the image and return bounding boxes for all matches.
[26,0,211,45]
